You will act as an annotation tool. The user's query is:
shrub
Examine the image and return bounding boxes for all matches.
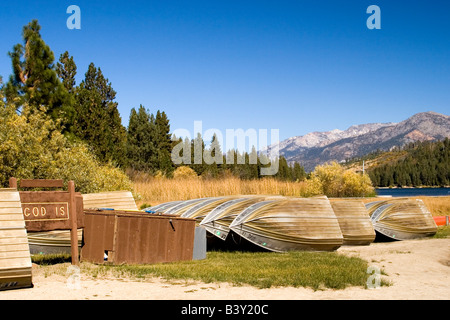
[309,162,375,197]
[0,102,132,193]
[173,166,198,179]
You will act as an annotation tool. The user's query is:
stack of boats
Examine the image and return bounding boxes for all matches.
[25,193,439,255]
[146,195,438,252]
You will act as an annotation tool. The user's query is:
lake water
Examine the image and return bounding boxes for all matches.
[375,188,450,197]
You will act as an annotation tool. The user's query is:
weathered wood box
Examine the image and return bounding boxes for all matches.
[81,210,196,265]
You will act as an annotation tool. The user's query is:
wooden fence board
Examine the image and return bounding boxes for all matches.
[0,189,33,291]
[82,191,138,210]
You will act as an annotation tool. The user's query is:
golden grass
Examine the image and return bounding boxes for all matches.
[416,196,450,216]
[132,176,450,217]
[359,196,450,216]
[133,176,310,208]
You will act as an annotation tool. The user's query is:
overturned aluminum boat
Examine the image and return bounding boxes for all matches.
[330,200,376,245]
[145,200,184,213]
[164,198,211,216]
[229,197,344,252]
[28,229,83,255]
[180,197,237,224]
[365,198,437,240]
[200,197,265,240]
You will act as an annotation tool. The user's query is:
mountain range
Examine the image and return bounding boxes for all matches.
[268,111,450,172]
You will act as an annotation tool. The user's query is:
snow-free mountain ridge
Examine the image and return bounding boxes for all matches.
[267,111,450,172]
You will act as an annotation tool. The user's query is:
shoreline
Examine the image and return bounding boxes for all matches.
[376,186,450,189]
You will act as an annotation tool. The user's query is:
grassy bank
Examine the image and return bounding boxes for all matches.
[33,250,389,290]
[33,227,450,290]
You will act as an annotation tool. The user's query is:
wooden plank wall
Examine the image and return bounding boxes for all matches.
[81,211,196,265]
[0,189,33,291]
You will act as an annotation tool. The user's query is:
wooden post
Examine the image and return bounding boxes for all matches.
[68,181,79,266]
[9,177,17,189]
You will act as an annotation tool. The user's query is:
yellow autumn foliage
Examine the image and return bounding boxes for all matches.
[0,102,132,193]
[309,162,375,197]
[173,166,199,179]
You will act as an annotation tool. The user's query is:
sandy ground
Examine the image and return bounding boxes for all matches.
[1,238,449,300]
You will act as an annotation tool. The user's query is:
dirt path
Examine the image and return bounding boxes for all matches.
[1,238,449,300]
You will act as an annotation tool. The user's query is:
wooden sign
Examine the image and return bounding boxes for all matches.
[22,202,69,222]
[9,178,82,265]
[16,191,83,232]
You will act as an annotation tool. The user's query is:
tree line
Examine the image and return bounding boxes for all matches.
[367,138,450,187]
[169,132,307,181]
[2,19,307,182]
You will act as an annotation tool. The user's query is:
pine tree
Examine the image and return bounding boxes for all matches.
[204,133,223,178]
[6,20,75,131]
[292,162,306,181]
[248,146,259,179]
[74,63,127,166]
[191,133,206,175]
[56,51,77,94]
[127,105,157,172]
[276,156,292,181]
[154,110,174,175]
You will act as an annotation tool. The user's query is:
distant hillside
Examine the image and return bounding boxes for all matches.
[346,139,450,187]
[268,111,450,172]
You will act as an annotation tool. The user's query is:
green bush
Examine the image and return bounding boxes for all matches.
[0,102,131,193]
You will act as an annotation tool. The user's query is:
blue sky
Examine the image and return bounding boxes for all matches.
[1,1,449,142]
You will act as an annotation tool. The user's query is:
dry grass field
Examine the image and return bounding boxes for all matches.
[416,196,450,216]
[133,176,311,207]
[132,177,450,216]
[358,195,450,216]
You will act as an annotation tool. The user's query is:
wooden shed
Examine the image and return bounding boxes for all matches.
[81,210,196,264]
[0,189,32,291]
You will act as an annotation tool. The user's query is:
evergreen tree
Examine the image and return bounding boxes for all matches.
[292,162,306,181]
[275,156,292,180]
[6,20,74,131]
[191,132,206,175]
[127,105,157,172]
[56,51,77,94]
[204,133,223,178]
[154,110,174,175]
[248,146,259,179]
[74,63,127,166]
